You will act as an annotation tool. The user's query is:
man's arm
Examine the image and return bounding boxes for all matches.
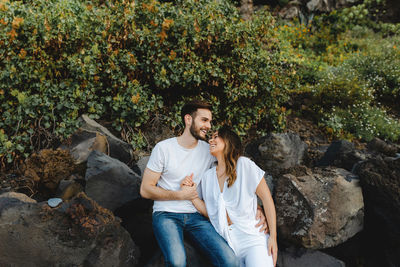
[140,168,198,201]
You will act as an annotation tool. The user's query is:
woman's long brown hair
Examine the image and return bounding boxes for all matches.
[218,126,243,187]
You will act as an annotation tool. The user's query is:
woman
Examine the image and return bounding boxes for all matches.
[182,126,278,267]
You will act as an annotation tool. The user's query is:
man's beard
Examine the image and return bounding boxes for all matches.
[190,121,207,141]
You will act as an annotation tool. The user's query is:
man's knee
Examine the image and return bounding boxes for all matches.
[220,251,240,267]
[165,253,186,267]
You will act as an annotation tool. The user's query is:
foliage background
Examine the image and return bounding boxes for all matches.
[1,0,400,169]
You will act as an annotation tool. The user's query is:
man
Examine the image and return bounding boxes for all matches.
[140,100,267,267]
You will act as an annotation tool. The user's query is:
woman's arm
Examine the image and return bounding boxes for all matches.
[256,177,278,266]
[180,175,209,218]
[191,196,209,218]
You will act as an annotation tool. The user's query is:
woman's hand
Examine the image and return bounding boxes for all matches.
[268,235,278,267]
[255,206,269,234]
[180,173,194,188]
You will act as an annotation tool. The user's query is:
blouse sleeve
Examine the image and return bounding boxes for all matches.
[238,157,265,196]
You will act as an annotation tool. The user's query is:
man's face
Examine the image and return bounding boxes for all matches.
[188,108,212,141]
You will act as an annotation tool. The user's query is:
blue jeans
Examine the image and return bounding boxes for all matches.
[152,211,239,267]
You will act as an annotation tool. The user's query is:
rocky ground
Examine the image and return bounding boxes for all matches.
[1,113,399,267]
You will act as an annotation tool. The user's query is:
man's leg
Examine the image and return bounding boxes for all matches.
[185,213,239,267]
[152,211,186,267]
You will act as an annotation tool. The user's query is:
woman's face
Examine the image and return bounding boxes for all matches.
[208,131,225,156]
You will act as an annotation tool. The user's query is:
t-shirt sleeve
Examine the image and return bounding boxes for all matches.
[242,157,265,195]
[146,143,164,173]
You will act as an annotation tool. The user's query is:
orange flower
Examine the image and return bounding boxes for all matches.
[131,93,140,104]
[7,29,17,42]
[162,18,174,30]
[12,17,24,29]
[19,48,27,59]
[128,52,137,64]
[158,30,167,43]
[150,20,158,27]
[169,50,176,60]
[0,18,7,25]
[194,19,200,33]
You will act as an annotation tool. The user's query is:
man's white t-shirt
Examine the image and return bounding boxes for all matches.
[200,156,266,250]
[146,137,215,213]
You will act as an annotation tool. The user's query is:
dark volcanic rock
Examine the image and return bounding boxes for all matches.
[367,137,399,157]
[356,156,400,247]
[61,114,134,165]
[85,150,142,211]
[0,192,139,266]
[275,166,363,249]
[246,132,308,177]
[317,140,366,172]
[278,246,345,267]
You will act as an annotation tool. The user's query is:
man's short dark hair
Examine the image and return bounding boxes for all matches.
[181,100,212,125]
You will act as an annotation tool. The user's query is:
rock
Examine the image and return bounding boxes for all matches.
[22,149,77,199]
[275,166,364,249]
[367,137,399,157]
[115,198,155,266]
[0,192,37,204]
[137,156,150,176]
[61,114,134,165]
[384,0,400,23]
[145,240,211,267]
[240,0,254,21]
[0,192,139,266]
[277,247,345,267]
[356,157,400,247]
[279,1,303,19]
[307,0,358,12]
[317,140,366,172]
[245,132,308,177]
[85,150,142,211]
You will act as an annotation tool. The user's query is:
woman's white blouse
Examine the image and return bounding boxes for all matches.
[200,156,265,250]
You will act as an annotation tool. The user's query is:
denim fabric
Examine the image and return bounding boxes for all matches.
[152,211,239,267]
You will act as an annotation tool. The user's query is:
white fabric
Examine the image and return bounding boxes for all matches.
[147,137,215,213]
[200,156,270,264]
[229,224,274,267]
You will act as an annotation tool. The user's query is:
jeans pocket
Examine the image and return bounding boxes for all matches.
[152,211,166,218]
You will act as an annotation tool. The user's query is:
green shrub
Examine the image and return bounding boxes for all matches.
[346,46,400,103]
[0,0,292,168]
[309,66,374,111]
[322,104,400,142]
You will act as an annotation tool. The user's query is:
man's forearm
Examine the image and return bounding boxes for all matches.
[140,185,183,201]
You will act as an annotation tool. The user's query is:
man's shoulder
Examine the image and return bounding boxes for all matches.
[197,140,210,151]
[155,137,176,148]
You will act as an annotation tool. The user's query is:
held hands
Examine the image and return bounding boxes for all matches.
[179,173,198,200]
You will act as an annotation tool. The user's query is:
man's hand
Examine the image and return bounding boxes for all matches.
[179,182,198,200]
[255,206,269,234]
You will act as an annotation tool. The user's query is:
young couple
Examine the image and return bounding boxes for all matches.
[140,100,277,267]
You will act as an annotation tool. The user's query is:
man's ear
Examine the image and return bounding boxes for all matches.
[184,114,192,127]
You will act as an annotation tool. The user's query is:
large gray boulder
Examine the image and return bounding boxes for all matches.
[278,247,345,267]
[85,150,142,211]
[275,166,364,249]
[0,192,139,266]
[356,156,400,247]
[316,140,366,172]
[61,114,134,165]
[246,132,308,177]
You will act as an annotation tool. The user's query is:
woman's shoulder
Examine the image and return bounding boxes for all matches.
[202,166,216,181]
[237,156,254,166]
